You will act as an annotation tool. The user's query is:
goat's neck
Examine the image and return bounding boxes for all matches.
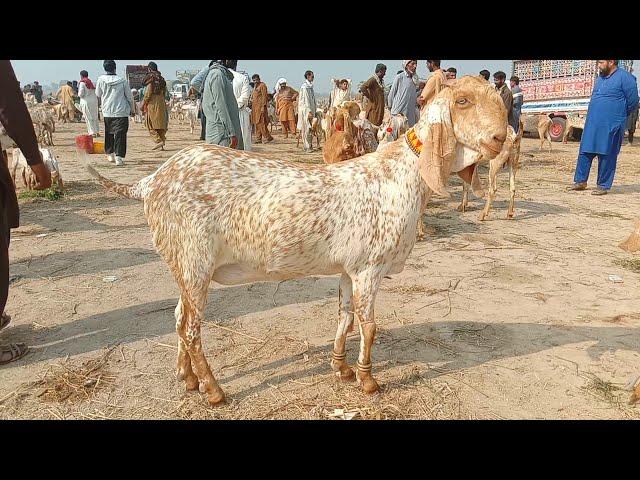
[377,135,430,208]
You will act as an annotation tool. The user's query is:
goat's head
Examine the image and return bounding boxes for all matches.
[414,75,507,196]
[339,101,361,120]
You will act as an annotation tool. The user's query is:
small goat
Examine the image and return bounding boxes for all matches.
[538,114,552,152]
[457,118,524,221]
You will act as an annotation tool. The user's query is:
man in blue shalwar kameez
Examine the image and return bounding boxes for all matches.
[568,60,639,195]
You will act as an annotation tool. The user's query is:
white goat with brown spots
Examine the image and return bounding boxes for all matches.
[86,76,507,406]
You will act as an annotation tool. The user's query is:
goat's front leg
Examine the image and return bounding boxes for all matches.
[331,273,356,382]
[478,159,500,221]
[457,182,470,212]
[352,268,383,394]
[507,161,517,219]
[415,194,429,240]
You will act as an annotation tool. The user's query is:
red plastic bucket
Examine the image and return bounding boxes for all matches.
[75,134,94,153]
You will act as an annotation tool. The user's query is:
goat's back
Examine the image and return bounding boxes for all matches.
[140,143,420,275]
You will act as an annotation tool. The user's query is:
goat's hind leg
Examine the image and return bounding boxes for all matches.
[331,273,356,382]
[168,238,225,405]
[178,277,226,406]
[175,296,199,391]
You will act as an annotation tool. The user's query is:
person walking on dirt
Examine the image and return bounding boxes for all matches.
[141,62,169,151]
[568,60,639,195]
[0,60,52,365]
[95,60,136,166]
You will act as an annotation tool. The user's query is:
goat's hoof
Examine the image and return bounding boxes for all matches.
[184,376,200,391]
[177,369,200,391]
[335,366,356,382]
[358,375,380,394]
[206,387,226,406]
[457,205,466,213]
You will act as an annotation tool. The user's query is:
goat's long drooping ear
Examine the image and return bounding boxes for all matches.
[418,96,457,198]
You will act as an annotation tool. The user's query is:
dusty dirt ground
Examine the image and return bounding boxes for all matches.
[0,118,639,420]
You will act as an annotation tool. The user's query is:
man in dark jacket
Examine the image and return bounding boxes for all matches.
[0,60,52,364]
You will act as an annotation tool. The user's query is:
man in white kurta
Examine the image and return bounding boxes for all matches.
[226,61,252,151]
[298,70,317,153]
[78,73,100,136]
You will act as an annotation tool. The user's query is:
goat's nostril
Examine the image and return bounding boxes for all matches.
[493,134,506,143]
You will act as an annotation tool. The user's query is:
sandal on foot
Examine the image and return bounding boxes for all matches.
[0,343,28,365]
[0,313,10,332]
[567,183,587,191]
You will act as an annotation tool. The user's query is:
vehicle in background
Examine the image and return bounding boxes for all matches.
[512,60,634,141]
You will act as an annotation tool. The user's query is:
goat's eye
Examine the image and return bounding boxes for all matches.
[456,98,469,105]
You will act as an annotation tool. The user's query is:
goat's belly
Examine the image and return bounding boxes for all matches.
[212,242,342,285]
[211,263,341,286]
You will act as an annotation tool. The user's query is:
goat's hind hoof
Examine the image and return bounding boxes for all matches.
[177,369,200,391]
[206,389,227,407]
[184,376,200,391]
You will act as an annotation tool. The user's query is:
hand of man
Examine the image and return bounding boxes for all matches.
[230,136,238,149]
[29,162,52,190]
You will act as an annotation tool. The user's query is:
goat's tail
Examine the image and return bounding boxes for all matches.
[84,162,144,201]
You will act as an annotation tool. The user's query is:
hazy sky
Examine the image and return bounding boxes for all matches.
[11,59,515,94]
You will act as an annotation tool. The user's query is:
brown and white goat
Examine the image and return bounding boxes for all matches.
[10,147,62,191]
[322,107,379,164]
[86,76,507,406]
[538,114,552,152]
[563,114,585,143]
